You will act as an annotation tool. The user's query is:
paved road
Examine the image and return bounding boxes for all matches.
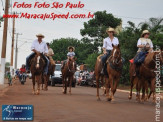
[0,79,162,122]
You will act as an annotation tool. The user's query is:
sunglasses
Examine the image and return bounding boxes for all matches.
[108,31,114,33]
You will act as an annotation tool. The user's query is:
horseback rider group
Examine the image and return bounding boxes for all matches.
[26,28,153,77]
[26,34,76,76]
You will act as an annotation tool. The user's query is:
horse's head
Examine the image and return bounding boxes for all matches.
[111,44,121,64]
[33,53,45,70]
[68,58,76,73]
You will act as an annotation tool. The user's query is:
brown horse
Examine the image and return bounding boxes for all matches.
[95,54,106,101]
[129,50,163,102]
[106,44,123,101]
[61,58,76,94]
[41,58,55,91]
[30,53,46,95]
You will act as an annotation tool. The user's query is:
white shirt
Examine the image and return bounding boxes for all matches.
[31,39,48,54]
[103,37,119,50]
[137,38,153,48]
[67,52,75,57]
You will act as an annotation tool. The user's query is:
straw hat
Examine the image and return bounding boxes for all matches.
[141,30,150,37]
[106,27,115,33]
[36,33,45,38]
[68,46,75,51]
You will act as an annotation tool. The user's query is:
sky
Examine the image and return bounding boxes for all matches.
[0,0,163,68]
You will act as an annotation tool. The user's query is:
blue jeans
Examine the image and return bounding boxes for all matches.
[26,53,49,74]
[101,50,111,64]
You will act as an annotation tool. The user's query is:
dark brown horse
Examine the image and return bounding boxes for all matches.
[95,54,106,101]
[41,58,55,91]
[106,44,123,101]
[61,58,76,94]
[30,53,46,95]
[129,50,163,102]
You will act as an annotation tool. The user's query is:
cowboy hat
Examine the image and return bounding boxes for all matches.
[106,27,115,33]
[36,33,45,38]
[141,30,150,37]
[68,46,75,51]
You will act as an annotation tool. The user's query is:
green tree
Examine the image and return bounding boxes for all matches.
[50,38,97,64]
[84,53,99,70]
[80,11,122,48]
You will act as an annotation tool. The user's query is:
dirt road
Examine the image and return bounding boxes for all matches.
[0,79,162,122]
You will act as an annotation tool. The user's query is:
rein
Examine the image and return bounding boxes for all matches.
[107,54,123,72]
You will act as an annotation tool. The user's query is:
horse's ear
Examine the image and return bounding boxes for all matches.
[118,44,120,48]
[112,44,114,47]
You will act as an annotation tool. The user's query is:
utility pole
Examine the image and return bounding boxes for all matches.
[10,12,15,75]
[0,0,10,85]
[14,33,22,69]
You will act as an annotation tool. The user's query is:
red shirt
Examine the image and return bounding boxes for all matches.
[20,68,26,74]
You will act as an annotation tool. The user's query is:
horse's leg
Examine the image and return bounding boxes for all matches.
[136,79,141,102]
[69,76,73,95]
[41,75,44,90]
[151,78,156,102]
[62,76,66,94]
[46,75,50,90]
[106,76,111,101]
[113,77,120,96]
[36,75,41,95]
[145,81,149,101]
[128,76,134,100]
[96,75,101,101]
[44,74,48,91]
[141,80,146,102]
[65,77,67,94]
[101,76,106,96]
[32,75,35,95]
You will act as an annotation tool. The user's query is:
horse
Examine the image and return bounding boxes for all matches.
[61,58,76,94]
[106,44,123,101]
[41,58,55,91]
[30,53,46,95]
[129,50,163,102]
[95,54,106,101]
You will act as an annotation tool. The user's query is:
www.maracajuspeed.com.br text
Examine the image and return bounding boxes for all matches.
[3,12,94,20]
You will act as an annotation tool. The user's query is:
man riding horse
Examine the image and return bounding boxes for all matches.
[26,34,49,75]
[101,27,119,75]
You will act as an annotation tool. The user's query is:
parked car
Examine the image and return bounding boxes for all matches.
[51,64,76,87]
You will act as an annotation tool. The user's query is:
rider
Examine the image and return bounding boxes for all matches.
[62,46,75,69]
[101,27,119,75]
[47,42,55,76]
[19,64,26,81]
[26,34,49,75]
[132,30,153,76]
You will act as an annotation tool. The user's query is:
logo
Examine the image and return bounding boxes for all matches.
[2,105,33,121]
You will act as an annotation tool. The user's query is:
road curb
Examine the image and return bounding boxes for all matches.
[117,89,163,100]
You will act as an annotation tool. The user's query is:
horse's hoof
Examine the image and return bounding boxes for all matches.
[128,96,132,100]
[97,98,101,101]
[107,98,112,101]
[32,91,35,95]
[36,92,40,95]
[63,91,66,94]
